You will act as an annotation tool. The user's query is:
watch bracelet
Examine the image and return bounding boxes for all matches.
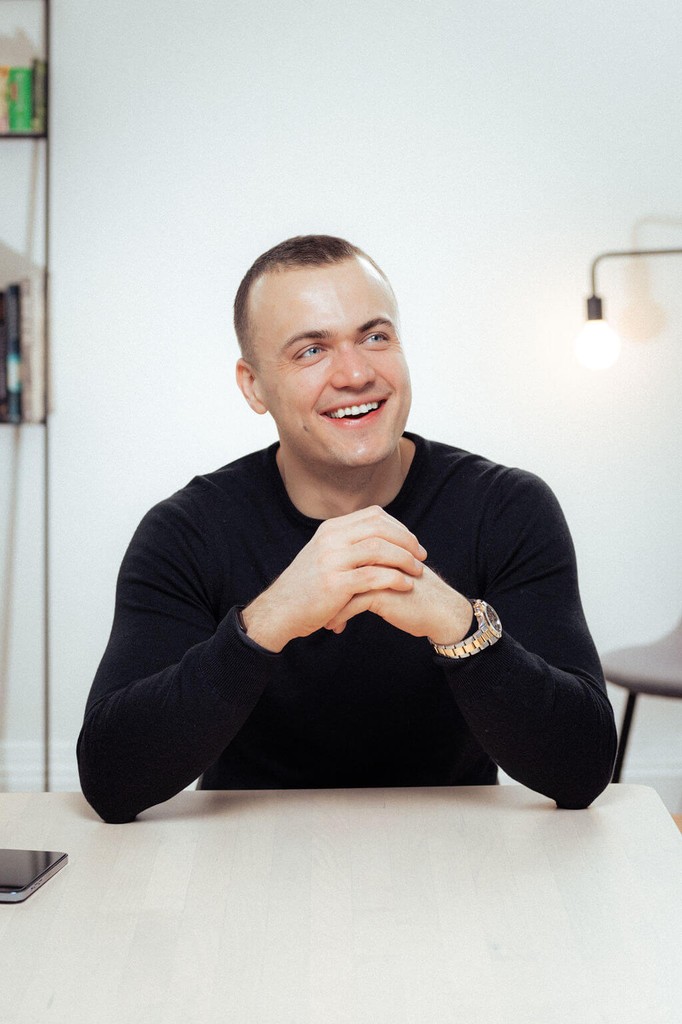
[431,630,496,659]
[429,599,501,659]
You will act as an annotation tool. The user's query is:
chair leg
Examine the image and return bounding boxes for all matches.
[612,692,637,783]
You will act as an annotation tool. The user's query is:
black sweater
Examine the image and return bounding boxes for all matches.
[78,434,616,822]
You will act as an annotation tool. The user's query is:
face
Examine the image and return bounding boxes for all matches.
[236,257,412,481]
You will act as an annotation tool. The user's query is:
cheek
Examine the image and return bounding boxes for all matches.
[381,355,411,394]
[273,382,318,429]
[260,378,290,412]
[267,365,329,425]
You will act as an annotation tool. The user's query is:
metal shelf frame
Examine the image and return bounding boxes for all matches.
[1,0,51,791]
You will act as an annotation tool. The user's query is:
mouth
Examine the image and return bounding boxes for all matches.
[323,400,384,421]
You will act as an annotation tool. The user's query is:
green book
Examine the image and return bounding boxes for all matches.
[8,67,32,133]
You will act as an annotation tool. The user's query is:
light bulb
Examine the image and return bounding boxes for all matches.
[574,319,621,370]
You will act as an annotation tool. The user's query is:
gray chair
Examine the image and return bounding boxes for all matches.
[600,620,682,782]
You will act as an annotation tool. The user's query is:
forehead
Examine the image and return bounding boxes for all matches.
[248,257,397,349]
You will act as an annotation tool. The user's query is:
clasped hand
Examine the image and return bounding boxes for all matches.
[242,506,472,653]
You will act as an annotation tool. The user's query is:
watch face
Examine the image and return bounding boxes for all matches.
[481,602,502,638]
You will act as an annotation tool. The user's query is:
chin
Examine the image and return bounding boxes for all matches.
[328,439,397,470]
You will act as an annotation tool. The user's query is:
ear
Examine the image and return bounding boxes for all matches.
[236,358,268,415]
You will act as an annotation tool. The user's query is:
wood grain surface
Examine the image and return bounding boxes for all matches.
[1,784,681,1024]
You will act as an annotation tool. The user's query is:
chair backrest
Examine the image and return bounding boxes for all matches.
[600,616,682,695]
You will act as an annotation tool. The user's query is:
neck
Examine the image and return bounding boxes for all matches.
[276,437,415,519]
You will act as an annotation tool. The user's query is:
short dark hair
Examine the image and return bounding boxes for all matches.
[233,234,390,362]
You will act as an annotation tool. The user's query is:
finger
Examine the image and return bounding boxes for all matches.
[326,583,407,631]
[365,510,427,559]
[325,506,427,560]
[324,570,414,633]
[326,620,347,635]
[350,537,425,576]
[325,594,373,632]
[348,565,416,596]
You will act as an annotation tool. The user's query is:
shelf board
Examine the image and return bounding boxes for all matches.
[0,132,47,140]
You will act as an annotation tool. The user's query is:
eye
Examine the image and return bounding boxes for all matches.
[296,344,324,361]
[364,332,389,346]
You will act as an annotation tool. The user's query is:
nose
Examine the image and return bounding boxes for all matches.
[329,343,376,391]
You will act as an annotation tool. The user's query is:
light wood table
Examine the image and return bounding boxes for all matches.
[1,785,681,1024]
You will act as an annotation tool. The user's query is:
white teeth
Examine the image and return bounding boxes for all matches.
[328,401,380,419]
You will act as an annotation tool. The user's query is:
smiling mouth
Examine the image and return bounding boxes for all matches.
[325,400,383,420]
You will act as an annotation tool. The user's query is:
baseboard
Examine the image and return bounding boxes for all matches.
[0,740,77,792]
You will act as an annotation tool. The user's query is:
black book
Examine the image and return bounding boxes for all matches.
[5,283,22,423]
[0,291,7,421]
[32,59,47,134]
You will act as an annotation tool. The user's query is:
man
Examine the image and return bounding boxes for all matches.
[78,235,616,823]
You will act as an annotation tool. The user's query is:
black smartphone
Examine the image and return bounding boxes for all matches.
[0,849,68,903]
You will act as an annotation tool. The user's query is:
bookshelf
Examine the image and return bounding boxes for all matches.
[1,0,50,790]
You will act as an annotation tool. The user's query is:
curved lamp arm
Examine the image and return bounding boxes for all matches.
[587,247,682,320]
[576,246,682,368]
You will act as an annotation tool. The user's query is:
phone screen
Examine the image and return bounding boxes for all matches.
[0,849,68,902]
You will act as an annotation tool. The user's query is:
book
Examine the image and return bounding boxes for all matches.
[5,283,22,423]
[7,67,32,133]
[31,60,47,134]
[0,291,7,420]
[0,67,9,133]
[19,275,46,423]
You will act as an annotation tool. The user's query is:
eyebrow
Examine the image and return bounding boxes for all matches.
[280,318,396,355]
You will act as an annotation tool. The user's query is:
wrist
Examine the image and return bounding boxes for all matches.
[239,598,289,654]
[427,592,475,647]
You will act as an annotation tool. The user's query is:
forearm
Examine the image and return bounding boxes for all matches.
[78,608,273,822]
[430,465,618,807]
[443,633,617,808]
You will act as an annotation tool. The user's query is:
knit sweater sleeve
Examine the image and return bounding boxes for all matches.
[438,468,617,809]
[77,497,276,823]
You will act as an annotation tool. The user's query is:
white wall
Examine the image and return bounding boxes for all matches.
[2,0,681,807]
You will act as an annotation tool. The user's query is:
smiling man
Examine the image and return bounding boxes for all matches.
[78,235,617,823]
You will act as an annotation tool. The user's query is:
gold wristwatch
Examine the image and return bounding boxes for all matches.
[429,599,502,659]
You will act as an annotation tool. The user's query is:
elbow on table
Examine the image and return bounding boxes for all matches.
[550,712,618,810]
[554,790,602,811]
[78,779,138,824]
[87,796,138,825]
[514,736,617,811]
[552,757,616,811]
[79,769,139,823]
[76,734,139,824]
